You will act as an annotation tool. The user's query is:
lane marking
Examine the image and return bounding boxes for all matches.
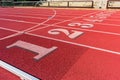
[0,18,39,24]
[0,9,56,41]
[0,32,22,41]
[54,25,120,36]
[0,26,51,41]
[0,27,19,33]
[22,9,57,32]
[28,23,120,37]
[27,11,100,32]
[0,10,100,41]
[95,22,120,26]
[26,33,120,55]
[0,13,72,21]
[0,60,40,80]
[0,10,94,18]
[0,27,21,41]
[1,11,120,31]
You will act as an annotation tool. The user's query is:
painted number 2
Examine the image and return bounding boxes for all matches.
[48,28,84,39]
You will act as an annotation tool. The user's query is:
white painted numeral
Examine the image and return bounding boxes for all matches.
[80,23,93,28]
[68,22,81,27]
[48,28,84,39]
[68,22,93,28]
[6,40,57,61]
[83,19,103,22]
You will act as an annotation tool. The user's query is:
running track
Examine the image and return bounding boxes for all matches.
[0,8,120,80]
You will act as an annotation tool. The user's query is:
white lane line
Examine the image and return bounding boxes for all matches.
[27,23,120,37]
[0,18,39,24]
[0,10,93,18]
[0,13,72,21]
[95,23,120,26]
[27,11,100,32]
[0,14,61,21]
[0,9,56,41]
[0,27,20,33]
[0,9,54,16]
[0,27,21,41]
[23,9,57,32]
[26,33,120,55]
[0,26,51,41]
[0,10,100,41]
[52,11,101,25]
[0,9,100,24]
[0,60,40,80]
[0,32,23,41]
[105,18,120,21]
[54,25,120,36]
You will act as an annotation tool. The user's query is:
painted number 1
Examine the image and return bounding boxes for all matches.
[6,40,57,61]
[48,28,84,39]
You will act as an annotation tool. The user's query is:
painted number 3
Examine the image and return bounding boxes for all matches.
[68,22,93,28]
[48,28,84,39]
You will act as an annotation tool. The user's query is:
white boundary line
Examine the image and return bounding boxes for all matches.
[95,23,120,26]
[0,10,102,41]
[1,10,117,41]
[0,9,56,40]
[0,27,20,33]
[1,11,120,28]
[0,9,53,16]
[1,14,120,28]
[0,25,52,41]
[0,32,22,41]
[0,13,73,21]
[26,33,120,55]
[0,14,61,21]
[0,18,39,24]
[105,18,120,21]
[28,22,120,37]
[27,11,100,33]
[54,25,120,36]
[52,11,101,24]
[0,10,95,18]
[0,60,40,80]
[0,9,55,15]
[0,27,21,41]
[0,9,120,80]
[22,9,57,32]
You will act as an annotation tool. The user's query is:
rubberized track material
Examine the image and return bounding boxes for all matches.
[0,8,120,80]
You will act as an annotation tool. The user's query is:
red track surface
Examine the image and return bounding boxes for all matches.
[0,8,120,80]
[0,67,20,80]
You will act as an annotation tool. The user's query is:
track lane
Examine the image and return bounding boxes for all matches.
[29,26,120,53]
